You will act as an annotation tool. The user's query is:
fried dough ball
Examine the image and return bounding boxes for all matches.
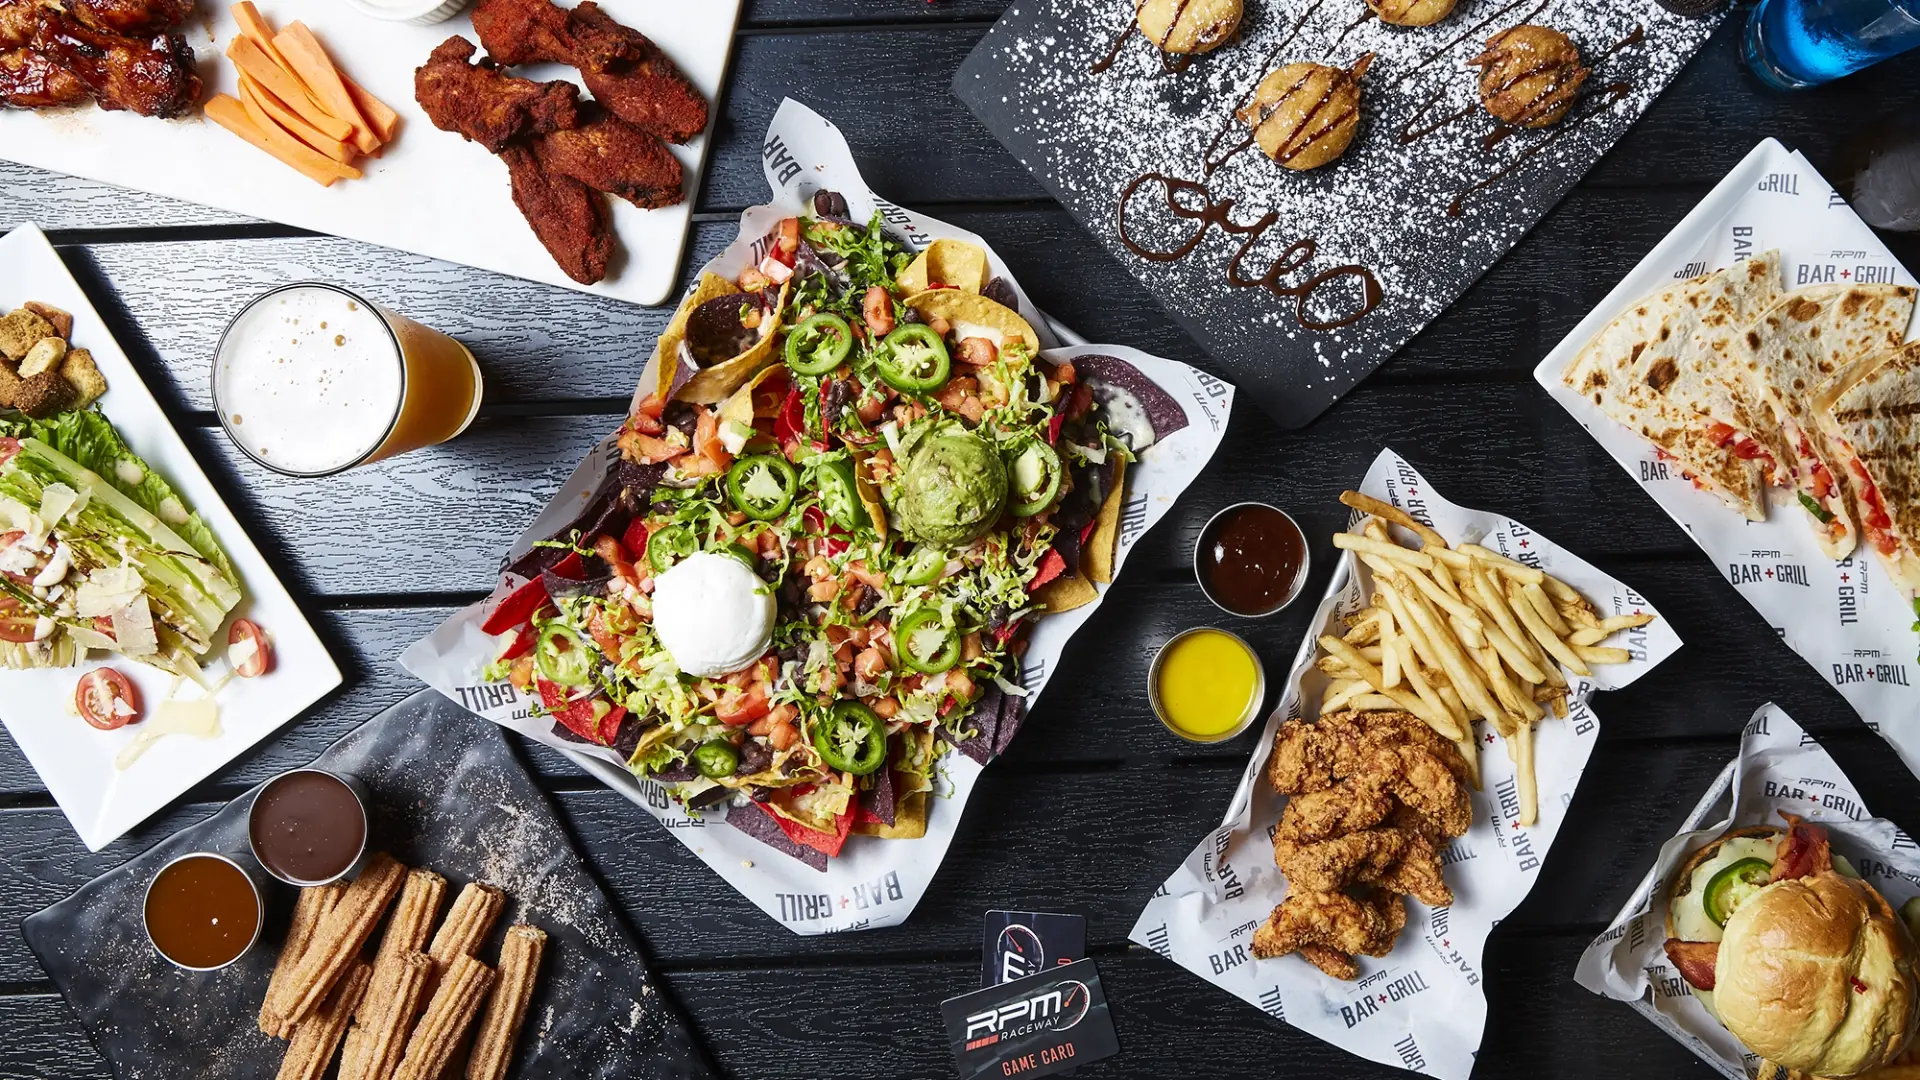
[1367,0,1457,27]
[1235,54,1373,171]
[1469,24,1589,129]
[1136,0,1243,55]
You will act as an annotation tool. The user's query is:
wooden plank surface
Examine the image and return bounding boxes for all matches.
[5,4,1920,1080]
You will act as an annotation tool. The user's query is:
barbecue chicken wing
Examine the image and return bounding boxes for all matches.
[471,0,707,142]
[0,0,197,115]
[65,0,194,36]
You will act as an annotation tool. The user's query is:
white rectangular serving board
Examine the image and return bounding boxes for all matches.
[0,223,341,851]
[0,0,742,306]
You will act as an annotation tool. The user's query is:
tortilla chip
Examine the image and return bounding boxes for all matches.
[651,273,738,397]
[853,451,889,538]
[852,791,928,839]
[719,363,789,434]
[1085,456,1127,584]
[1034,572,1099,614]
[896,239,989,296]
[677,281,791,405]
[903,290,1041,357]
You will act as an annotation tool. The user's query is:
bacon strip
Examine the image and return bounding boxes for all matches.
[1663,939,1718,991]
[1771,817,1833,882]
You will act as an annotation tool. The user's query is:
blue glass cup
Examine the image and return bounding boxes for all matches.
[1745,0,1920,88]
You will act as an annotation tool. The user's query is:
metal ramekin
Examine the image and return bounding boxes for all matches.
[143,852,266,972]
[1148,627,1268,744]
[342,0,471,24]
[247,768,371,888]
[1193,501,1312,618]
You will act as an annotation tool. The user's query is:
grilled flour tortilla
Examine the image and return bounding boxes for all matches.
[1564,254,1783,521]
[1818,341,1920,598]
[1740,284,1917,559]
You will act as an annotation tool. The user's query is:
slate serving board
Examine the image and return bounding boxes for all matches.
[22,690,717,1080]
[953,0,1720,428]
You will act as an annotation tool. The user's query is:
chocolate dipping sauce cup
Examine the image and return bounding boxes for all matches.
[1193,502,1312,618]
[143,851,266,972]
[247,768,371,888]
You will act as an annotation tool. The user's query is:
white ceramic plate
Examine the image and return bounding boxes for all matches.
[0,0,743,306]
[0,223,341,851]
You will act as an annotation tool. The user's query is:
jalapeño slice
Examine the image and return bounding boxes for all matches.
[896,608,959,674]
[647,523,698,573]
[727,454,799,520]
[1704,857,1772,927]
[892,543,947,587]
[814,700,888,775]
[785,313,854,375]
[692,740,741,778]
[816,458,868,531]
[877,324,951,393]
[1007,439,1064,518]
[534,624,593,686]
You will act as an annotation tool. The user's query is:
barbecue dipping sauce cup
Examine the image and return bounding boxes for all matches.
[1193,502,1312,618]
[247,768,371,888]
[143,851,266,972]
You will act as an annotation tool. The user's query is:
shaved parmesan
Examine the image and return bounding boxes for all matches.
[157,496,188,526]
[228,635,258,672]
[110,600,158,657]
[37,483,79,526]
[114,459,144,488]
[30,543,69,588]
[76,566,145,618]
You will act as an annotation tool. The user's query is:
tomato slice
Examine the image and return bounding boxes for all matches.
[0,530,30,585]
[76,668,140,730]
[0,594,38,643]
[228,618,274,678]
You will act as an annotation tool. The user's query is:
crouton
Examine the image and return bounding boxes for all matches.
[22,302,72,340]
[19,336,66,378]
[60,347,105,408]
[0,309,55,361]
[7,369,73,417]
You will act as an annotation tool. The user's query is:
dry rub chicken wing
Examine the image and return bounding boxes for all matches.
[534,106,684,209]
[471,0,708,143]
[501,142,613,286]
[414,35,580,153]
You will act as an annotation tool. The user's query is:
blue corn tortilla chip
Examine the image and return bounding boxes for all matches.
[859,766,898,827]
[993,691,1027,757]
[727,802,829,872]
[940,684,1004,765]
[1073,354,1188,447]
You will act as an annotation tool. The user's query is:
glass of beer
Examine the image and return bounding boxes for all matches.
[212,283,483,477]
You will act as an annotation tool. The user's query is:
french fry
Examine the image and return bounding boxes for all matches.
[1431,558,1462,600]
[1599,613,1655,633]
[1338,490,1449,549]
[274,23,379,155]
[1461,544,1546,585]
[1379,604,1400,688]
[1399,585,1504,726]
[1318,635,1461,740]
[1509,581,1590,676]
[1481,620,1547,685]
[1392,635,1455,732]
[1404,563,1482,628]
[1342,611,1382,647]
[1449,612,1486,650]
[1333,532,1433,569]
[1520,581,1571,636]
[1324,679,1371,713]
[206,95,359,187]
[1540,574,1585,607]
[1348,694,1403,711]
[1573,644,1632,665]
[238,77,355,164]
[1567,626,1609,647]
[226,38,352,143]
[340,73,400,143]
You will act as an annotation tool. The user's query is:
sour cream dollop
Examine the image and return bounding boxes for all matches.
[650,552,775,678]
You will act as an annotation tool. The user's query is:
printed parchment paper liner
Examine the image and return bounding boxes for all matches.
[403,99,1235,934]
[1574,704,1920,1079]
[22,689,716,1080]
[1534,139,1920,775]
[1130,448,1682,1080]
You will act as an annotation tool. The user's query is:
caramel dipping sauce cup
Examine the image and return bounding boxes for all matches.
[143,852,265,972]
[247,768,371,888]
[1193,502,1312,618]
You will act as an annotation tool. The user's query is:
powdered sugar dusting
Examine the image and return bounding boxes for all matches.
[956,0,1719,425]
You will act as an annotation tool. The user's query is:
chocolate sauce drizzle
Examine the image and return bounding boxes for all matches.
[1090,0,1220,75]
[1447,79,1630,217]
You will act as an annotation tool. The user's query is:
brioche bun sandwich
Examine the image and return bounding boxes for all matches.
[1663,816,1920,1079]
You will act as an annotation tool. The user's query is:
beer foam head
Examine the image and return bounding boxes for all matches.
[215,285,403,475]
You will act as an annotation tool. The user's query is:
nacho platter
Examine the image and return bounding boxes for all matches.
[405,100,1233,933]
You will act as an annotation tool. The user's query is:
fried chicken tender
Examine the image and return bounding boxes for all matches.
[1273,816,1453,906]
[534,106,684,209]
[1277,778,1393,841]
[1253,889,1406,964]
[501,143,613,285]
[471,0,708,143]
[414,36,581,153]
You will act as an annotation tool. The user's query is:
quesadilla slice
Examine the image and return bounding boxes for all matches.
[1564,254,1782,521]
[1817,341,1920,596]
[1741,284,1917,559]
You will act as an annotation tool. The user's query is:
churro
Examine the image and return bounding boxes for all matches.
[358,870,447,1024]
[392,953,496,1080]
[427,882,504,970]
[260,882,346,1039]
[343,952,434,1080]
[267,852,406,1026]
[275,960,371,1080]
[465,925,546,1080]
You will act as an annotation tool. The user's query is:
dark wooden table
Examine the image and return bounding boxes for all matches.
[6,4,1920,1077]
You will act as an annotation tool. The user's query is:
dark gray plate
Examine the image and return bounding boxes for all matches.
[953,0,1719,427]
[22,690,717,1080]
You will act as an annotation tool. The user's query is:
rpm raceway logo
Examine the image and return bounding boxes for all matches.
[964,977,1093,1046]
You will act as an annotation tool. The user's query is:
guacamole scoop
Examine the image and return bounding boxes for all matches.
[893,425,1008,547]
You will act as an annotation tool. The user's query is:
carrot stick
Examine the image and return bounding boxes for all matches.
[230,1,292,70]
[340,73,400,143]
[206,94,359,186]
[274,23,378,155]
[238,75,355,164]
[228,36,353,143]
